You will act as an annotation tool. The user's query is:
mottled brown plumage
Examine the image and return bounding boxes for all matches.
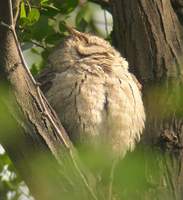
[38,29,145,157]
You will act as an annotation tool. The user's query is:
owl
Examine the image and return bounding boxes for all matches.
[38,28,145,158]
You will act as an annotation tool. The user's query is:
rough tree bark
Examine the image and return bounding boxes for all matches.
[110,0,183,199]
[0,1,97,200]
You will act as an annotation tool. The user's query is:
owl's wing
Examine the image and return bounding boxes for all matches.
[130,73,142,90]
[44,66,106,143]
[103,72,145,155]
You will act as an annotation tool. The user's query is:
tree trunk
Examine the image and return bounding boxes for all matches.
[0,1,97,200]
[111,0,183,199]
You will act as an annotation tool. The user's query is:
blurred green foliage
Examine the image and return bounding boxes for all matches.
[0,147,33,200]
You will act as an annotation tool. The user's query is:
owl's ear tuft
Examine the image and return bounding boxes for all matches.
[65,24,82,36]
[65,24,89,42]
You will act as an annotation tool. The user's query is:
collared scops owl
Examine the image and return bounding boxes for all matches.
[38,28,145,158]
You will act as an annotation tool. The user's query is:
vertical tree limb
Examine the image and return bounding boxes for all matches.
[111,0,183,199]
[0,1,97,199]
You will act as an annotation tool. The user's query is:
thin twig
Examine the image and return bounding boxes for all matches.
[30,40,46,49]
[8,0,14,26]
[5,0,70,150]
[109,159,118,200]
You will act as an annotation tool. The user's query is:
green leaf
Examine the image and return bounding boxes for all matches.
[30,64,39,76]
[59,21,67,33]
[56,0,79,14]
[27,8,40,25]
[76,3,91,29]
[77,18,88,32]
[40,5,60,17]
[20,2,26,18]
[30,16,54,41]
[19,17,30,27]
[40,0,49,5]
[76,4,91,31]
[45,33,63,44]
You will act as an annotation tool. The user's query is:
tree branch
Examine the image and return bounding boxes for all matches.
[0,1,97,199]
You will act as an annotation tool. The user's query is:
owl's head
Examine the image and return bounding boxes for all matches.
[47,28,128,73]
